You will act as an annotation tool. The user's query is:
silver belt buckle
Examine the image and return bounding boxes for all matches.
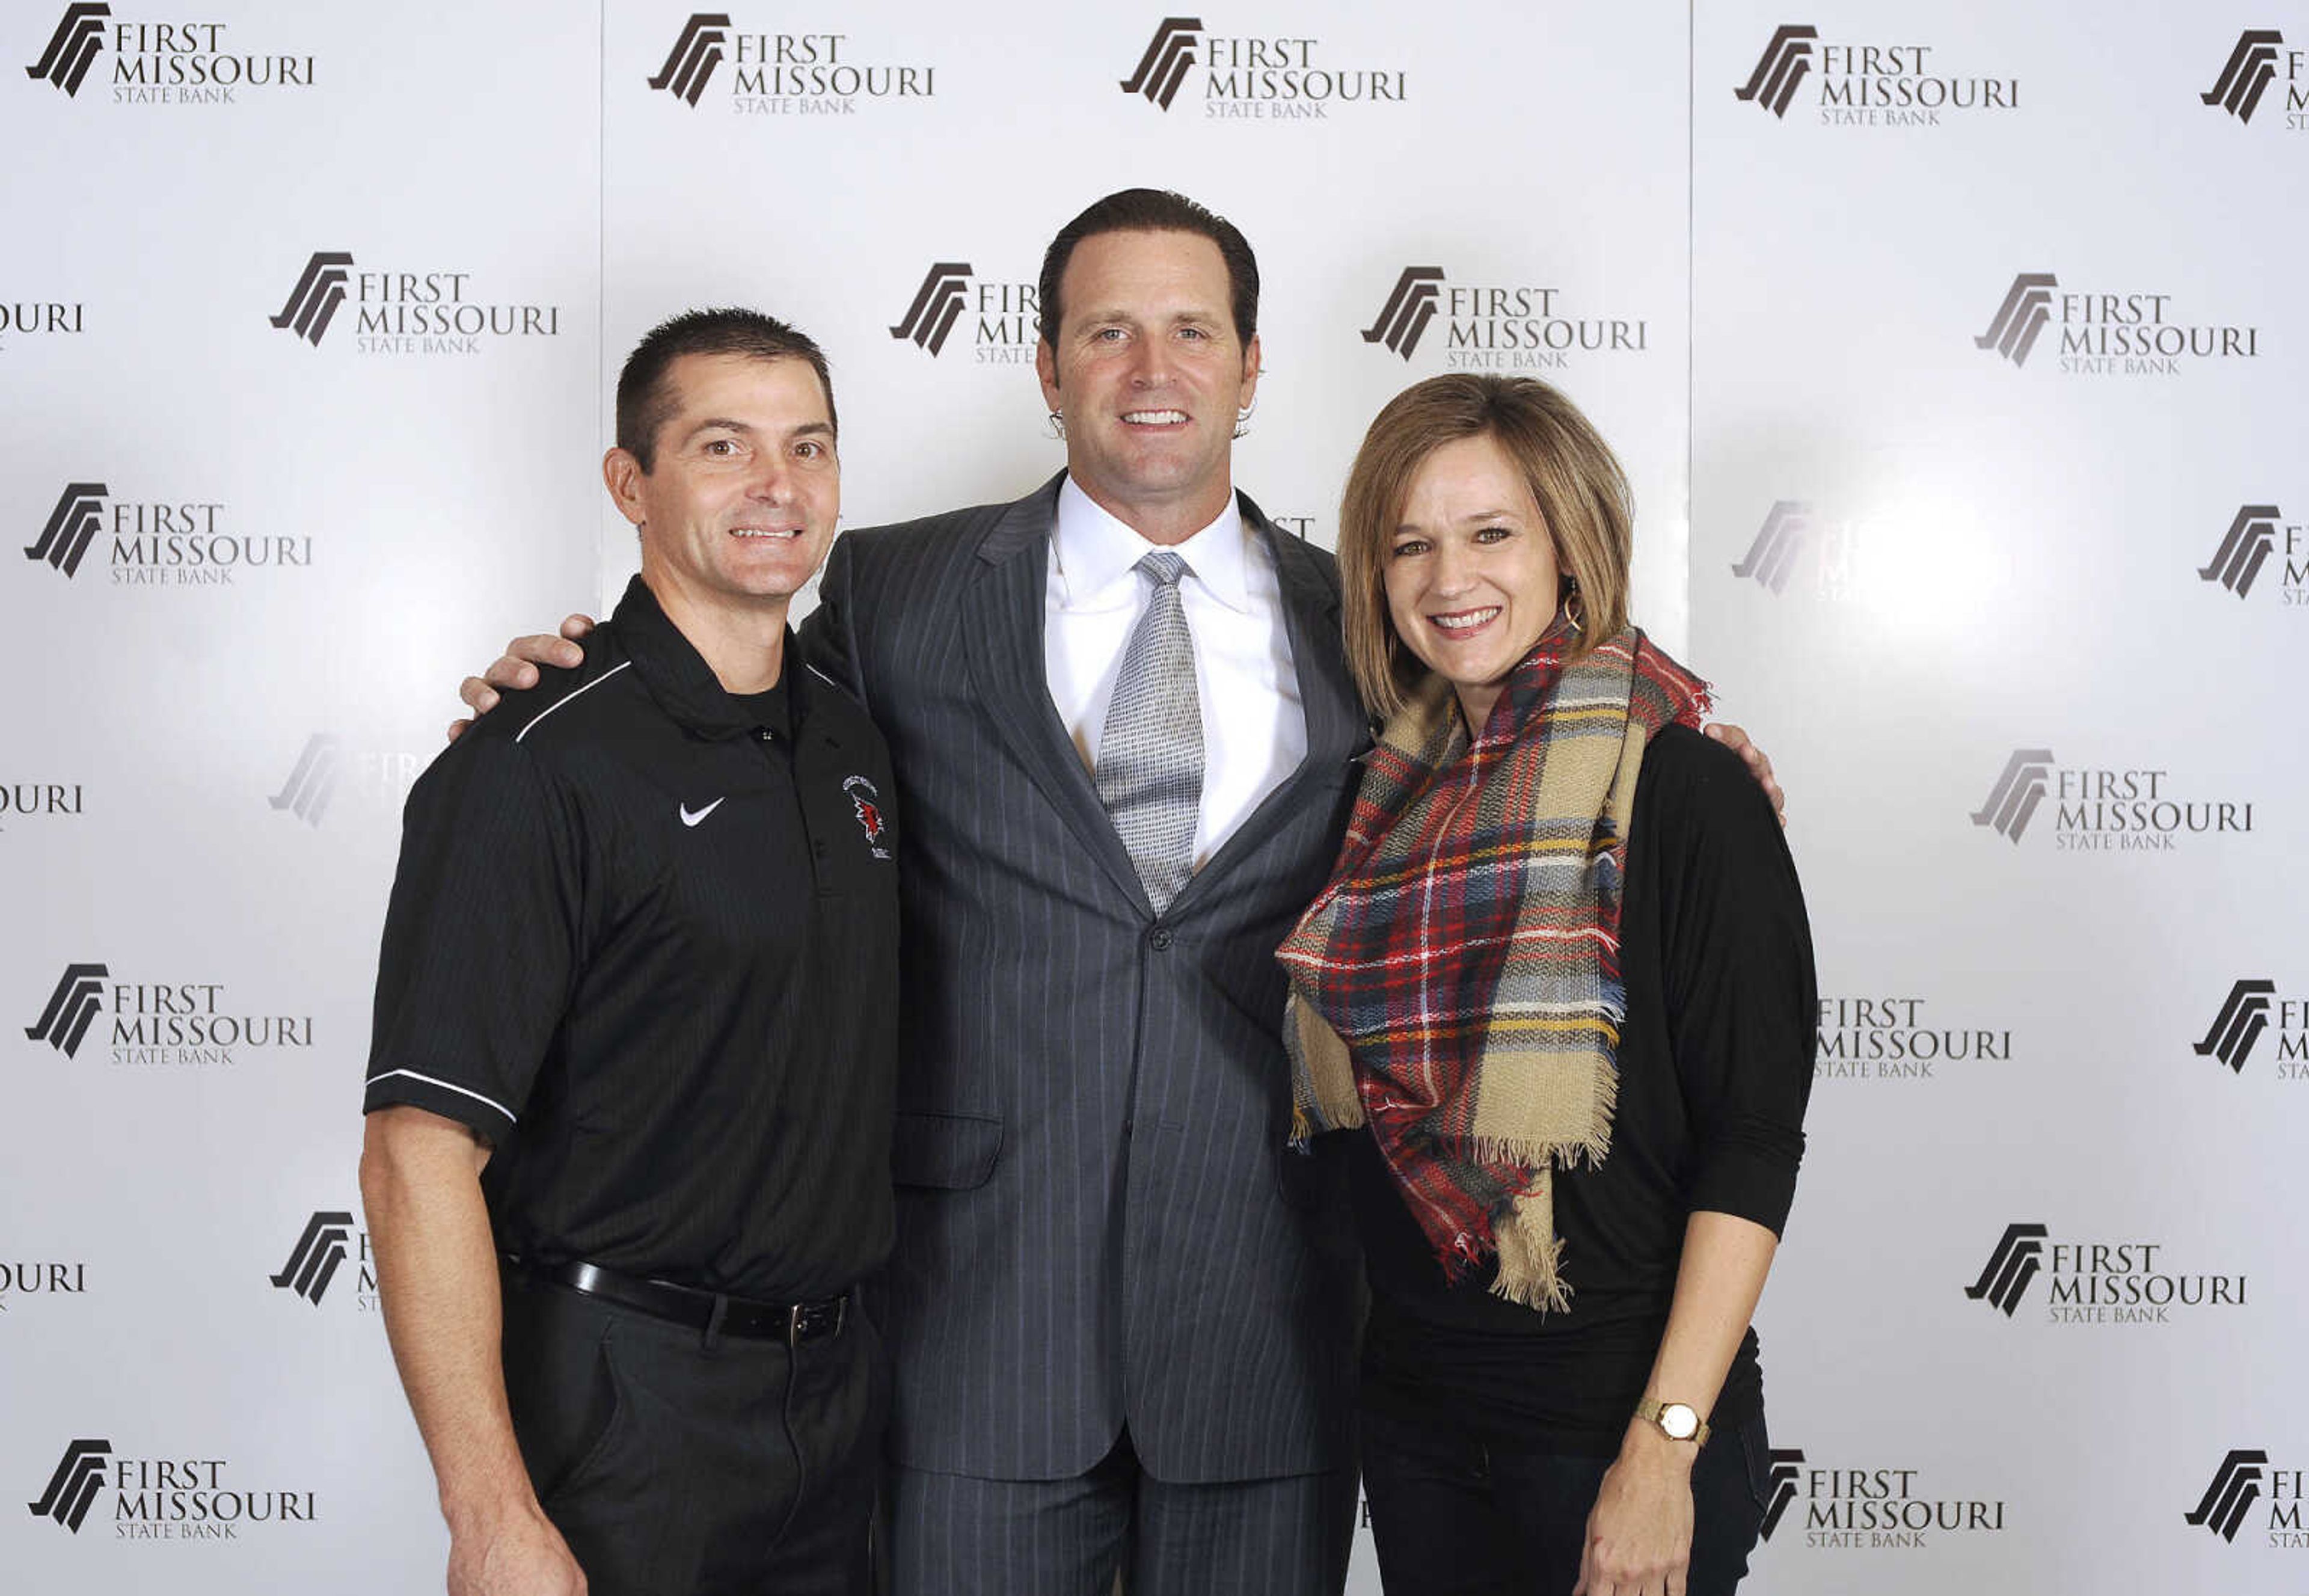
[788,1295,846,1347]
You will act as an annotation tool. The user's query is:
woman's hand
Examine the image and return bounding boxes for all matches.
[1572,1420,1697,1596]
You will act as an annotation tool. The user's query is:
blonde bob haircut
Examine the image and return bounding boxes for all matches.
[1337,373,1634,721]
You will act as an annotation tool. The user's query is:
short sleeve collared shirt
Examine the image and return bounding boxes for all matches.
[363,576,900,1300]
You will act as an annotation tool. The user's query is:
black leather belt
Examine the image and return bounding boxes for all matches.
[516,1257,848,1346]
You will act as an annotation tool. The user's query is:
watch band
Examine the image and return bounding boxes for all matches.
[1635,1397,1711,1446]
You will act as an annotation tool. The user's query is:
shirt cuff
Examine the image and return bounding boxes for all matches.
[363,1067,519,1140]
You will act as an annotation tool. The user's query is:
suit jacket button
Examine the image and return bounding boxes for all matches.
[1149,928,1173,950]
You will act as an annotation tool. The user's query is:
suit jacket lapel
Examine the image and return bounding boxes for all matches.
[959,473,1154,913]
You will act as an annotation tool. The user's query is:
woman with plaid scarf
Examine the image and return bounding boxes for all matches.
[1278,375,1815,1596]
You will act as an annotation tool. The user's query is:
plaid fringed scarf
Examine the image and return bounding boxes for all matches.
[1276,625,1710,1311]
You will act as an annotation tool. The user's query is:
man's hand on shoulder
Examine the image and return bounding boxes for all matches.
[447,1498,587,1596]
[447,616,597,743]
[1702,722,1786,825]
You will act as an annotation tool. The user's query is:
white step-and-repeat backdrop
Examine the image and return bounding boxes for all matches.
[3,2,2300,1591]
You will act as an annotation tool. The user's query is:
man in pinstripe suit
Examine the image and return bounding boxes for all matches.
[804,190,1367,1596]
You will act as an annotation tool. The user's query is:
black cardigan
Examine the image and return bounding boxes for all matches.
[1351,724,1818,1452]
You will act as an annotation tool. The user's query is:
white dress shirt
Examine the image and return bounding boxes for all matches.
[1044,475,1308,870]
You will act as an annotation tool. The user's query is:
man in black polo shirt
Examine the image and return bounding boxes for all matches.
[359,308,898,1596]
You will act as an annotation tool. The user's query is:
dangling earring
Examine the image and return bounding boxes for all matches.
[1047,410,1067,441]
[1562,579,1584,636]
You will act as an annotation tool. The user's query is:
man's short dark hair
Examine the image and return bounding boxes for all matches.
[1037,189,1260,349]
[615,308,836,471]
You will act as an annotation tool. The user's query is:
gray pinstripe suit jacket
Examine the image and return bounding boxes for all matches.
[804,473,1366,1485]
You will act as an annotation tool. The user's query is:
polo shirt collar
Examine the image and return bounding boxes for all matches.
[612,574,813,740]
[1052,473,1253,614]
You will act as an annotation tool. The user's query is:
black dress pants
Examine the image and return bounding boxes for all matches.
[1358,1404,1774,1596]
[501,1267,888,1596]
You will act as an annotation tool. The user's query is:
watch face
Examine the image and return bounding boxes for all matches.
[1659,1403,1700,1440]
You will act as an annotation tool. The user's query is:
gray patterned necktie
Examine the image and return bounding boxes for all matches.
[1094,551,1205,913]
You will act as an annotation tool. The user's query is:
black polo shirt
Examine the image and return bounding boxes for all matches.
[363,575,898,1301]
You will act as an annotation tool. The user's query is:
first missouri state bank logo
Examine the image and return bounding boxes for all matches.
[2200,503,2308,603]
[1729,496,1998,604]
[1963,1222,2049,1316]
[1120,17,1200,109]
[23,480,285,588]
[1730,502,1850,597]
[2202,30,2305,127]
[25,1439,319,1538]
[269,732,341,825]
[2191,1450,2269,1542]
[891,263,969,354]
[22,5,314,104]
[269,251,351,345]
[644,12,934,112]
[1363,268,1443,358]
[1974,274,2057,366]
[2195,978,2309,1078]
[1118,17,1406,118]
[28,1440,111,1532]
[1964,1222,2245,1324]
[1975,272,2261,375]
[648,13,729,103]
[24,482,105,578]
[2186,1449,2309,1547]
[266,731,421,829]
[2204,32,2284,121]
[22,960,315,1066]
[267,252,560,354]
[1735,26,1816,117]
[2202,505,2280,597]
[270,1212,354,1305]
[1360,268,1648,370]
[1964,1222,2046,1315]
[888,263,1038,363]
[24,3,107,96]
[1733,23,2016,125]
[25,963,106,1058]
[1968,749,2053,842]
[1755,1447,2008,1548]
[2200,980,2277,1073]
[1969,747,2253,852]
[269,1211,376,1309]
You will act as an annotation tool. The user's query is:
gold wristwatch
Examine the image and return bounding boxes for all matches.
[1635,1398,1710,1446]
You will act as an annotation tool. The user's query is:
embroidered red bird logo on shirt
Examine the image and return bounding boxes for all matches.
[843,775,891,859]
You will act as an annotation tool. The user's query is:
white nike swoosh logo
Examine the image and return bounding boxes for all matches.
[679,799,726,827]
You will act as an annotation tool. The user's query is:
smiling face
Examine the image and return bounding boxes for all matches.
[604,352,839,620]
[1035,228,1260,544]
[1381,431,1565,731]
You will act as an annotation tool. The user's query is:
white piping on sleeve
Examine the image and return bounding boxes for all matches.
[364,1069,518,1125]
[515,659,634,743]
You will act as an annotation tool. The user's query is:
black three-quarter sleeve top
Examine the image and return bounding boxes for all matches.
[1350,723,1818,1453]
